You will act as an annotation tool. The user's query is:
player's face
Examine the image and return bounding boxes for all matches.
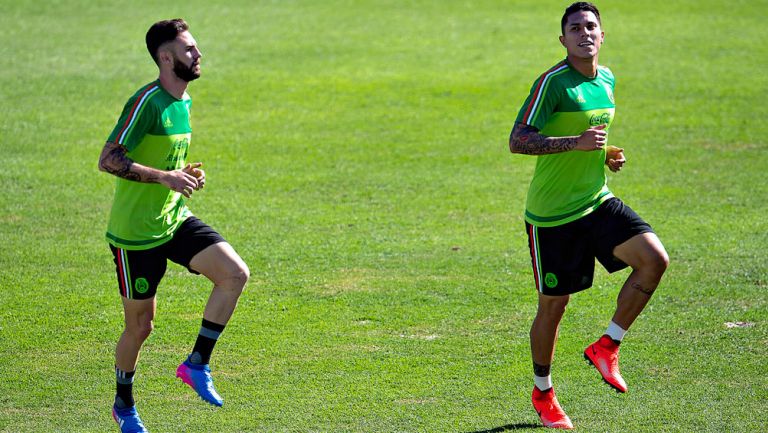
[559,11,604,59]
[170,31,202,82]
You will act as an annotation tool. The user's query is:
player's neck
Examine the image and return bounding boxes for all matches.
[567,54,599,79]
[158,73,189,99]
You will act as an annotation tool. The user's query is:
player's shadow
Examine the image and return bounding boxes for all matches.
[464,423,541,432]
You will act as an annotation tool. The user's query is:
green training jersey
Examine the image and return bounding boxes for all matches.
[105,81,193,250]
[515,59,616,227]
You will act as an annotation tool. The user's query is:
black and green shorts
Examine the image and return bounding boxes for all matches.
[525,198,653,296]
[109,216,225,300]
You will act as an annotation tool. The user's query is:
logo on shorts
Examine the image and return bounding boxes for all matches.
[544,273,558,289]
[135,278,149,294]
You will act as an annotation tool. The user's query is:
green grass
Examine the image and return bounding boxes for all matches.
[1,0,766,431]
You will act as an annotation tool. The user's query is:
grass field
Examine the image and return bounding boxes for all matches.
[1,0,767,431]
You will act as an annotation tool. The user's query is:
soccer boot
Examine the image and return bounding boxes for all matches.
[532,386,573,429]
[112,405,149,433]
[584,334,628,392]
[176,358,224,406]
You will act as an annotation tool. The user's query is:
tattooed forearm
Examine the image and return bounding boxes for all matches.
[509,122,578,155]
[98,141,160,183]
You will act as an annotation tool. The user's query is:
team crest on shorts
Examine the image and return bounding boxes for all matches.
[544,273,558,289]
[135,278,149,294]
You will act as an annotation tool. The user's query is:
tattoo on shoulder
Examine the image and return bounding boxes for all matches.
[509,123,577,155]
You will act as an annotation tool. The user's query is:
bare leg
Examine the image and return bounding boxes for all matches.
[174,242,249,406]
[530,293,574,428]
[189,242,249,326]
[115,297,156,371]
[610,232,669,330]
[580,233,666,394]
[531,293,571,367]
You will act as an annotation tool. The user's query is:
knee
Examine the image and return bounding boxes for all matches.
[646,249,670,277]
[126,319,154,342]
[548,302,569,319]
[536,297,569,321]
[224,263,249,292]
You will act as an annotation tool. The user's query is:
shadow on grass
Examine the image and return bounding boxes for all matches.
[465,423,541,432]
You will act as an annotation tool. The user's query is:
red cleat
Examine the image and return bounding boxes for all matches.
[584,335,628,393]
[532,386,573,429]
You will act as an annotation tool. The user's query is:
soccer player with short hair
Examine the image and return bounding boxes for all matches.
[508,2,669,429]
[99,19,249,433]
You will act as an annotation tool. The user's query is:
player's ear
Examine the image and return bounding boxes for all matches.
[157,46,173,66]
[559,35,566,47]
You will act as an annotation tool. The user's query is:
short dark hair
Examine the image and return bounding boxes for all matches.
[561,2,601,34]
[145,18,189,64]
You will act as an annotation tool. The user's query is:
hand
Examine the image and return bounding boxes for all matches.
[183,162,205,190]
[605,145,626,172]
[160,167,199,198]
[575,124,608,151]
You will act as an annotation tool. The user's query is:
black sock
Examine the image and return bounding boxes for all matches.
[189,319,226,365]
[533,362,551,377]
[532,362,553,391]
[115,367,135,409]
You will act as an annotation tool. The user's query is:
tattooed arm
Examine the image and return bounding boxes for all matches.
[509,122,608,155]
[98,141,200,197]
[98,141,159,182]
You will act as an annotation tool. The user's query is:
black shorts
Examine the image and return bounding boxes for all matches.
[109,216,226,300]
[525,198,653,296]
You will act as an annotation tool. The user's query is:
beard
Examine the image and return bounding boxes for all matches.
[173,56,200,82]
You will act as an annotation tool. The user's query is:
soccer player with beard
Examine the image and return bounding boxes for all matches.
[99,19,249,433]
[509,3,669,429]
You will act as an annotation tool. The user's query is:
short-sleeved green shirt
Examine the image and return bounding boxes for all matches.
[515,60,616,227]
[105,81,193,250]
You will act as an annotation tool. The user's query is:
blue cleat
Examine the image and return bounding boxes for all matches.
[176,358,224,407]
[112,405,148,433]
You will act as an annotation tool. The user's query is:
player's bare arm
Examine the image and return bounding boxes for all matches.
[99,141,200,197]
[509,122,608,155]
